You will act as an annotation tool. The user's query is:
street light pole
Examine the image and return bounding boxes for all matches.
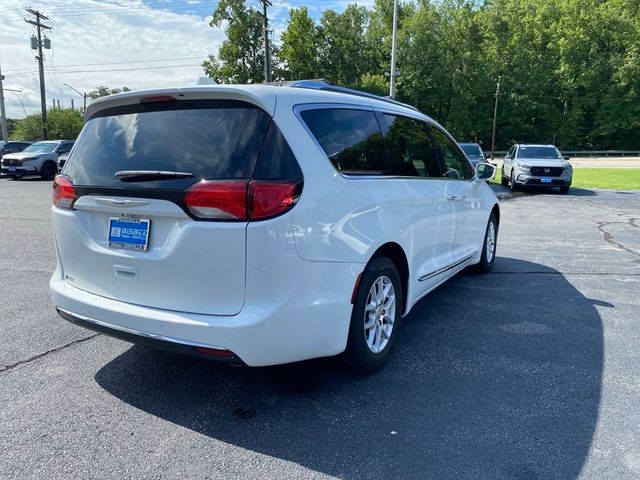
[389,0,399,99]
[63,83,87,114]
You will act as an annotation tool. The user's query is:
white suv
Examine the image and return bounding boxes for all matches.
[50,82,499,371]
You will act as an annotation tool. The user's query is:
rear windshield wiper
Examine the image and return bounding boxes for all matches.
[114,170,194,182]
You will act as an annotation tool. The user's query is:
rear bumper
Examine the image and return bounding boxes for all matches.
[50,258,360,367]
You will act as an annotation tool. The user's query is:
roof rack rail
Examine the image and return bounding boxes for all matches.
[266,78,418,111]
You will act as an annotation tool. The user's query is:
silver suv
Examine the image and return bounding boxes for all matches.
[1,140,73,180]
[501,144,572,193]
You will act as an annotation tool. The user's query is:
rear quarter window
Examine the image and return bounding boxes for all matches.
[300,108,389,175]
[64,100,271,190]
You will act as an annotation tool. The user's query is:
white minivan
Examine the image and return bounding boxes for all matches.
[50,81,499,371]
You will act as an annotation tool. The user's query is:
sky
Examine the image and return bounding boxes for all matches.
[0,0,374,119]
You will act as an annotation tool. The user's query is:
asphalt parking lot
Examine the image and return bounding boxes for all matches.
[1,178,639,480]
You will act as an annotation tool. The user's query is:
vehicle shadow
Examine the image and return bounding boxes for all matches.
[95,257,603,479]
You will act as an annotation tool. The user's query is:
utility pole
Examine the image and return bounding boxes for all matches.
[389,0,399,99]
[25,8,51,140]
[490,75,501,162]
[259,0,272,83]
[0,64,7,142]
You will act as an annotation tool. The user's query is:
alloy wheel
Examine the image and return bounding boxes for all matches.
[363,275,396,354]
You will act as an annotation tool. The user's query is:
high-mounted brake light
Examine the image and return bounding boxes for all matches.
[140,95,177,104]
[52,175,77,209]
[182,180,299,221]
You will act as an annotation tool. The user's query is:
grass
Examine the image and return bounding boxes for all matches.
[491,168,640,190]
[571,168,640,190]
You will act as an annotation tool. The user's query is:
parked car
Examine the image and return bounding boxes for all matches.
[501,144,572,193]
[1,141,32,158]
[459,142,487,166]
[50,82,500,371]
[1,140,73,180]
[57,152,70,171]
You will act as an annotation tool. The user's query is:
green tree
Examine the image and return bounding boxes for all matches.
[11,108,84,141]
[280,7,321,79]
[318,5,370,87]
[88,86,131,100]
[203,0,640,150]
[203,0,265,83]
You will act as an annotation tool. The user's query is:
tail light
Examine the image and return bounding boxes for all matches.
[183,180,299,221]
[249,181,297,220]
[183,180,248,220]
[52,175,77,209]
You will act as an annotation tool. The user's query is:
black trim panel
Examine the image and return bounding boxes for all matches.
[56,308,243,364]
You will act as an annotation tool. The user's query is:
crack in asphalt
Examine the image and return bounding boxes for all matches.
[595,221,640,265]
[0,333,100,374]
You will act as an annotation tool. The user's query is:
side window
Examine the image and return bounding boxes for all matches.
[429,127,474,180]
[508,145,516,158]
[300,108,389,175]
[254,121,302,180]
[382,114,442,178]
[58,143,73,154]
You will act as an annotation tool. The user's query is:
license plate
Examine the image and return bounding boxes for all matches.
[108,217,150,251]
[541,177,552,183]
[8,166,16,173]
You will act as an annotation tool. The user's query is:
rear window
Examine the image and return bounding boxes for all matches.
[300,108,389,175]
[64,100,271,189]
[460,144,483,157]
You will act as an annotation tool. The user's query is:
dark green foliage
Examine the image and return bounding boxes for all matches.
[88,86,131,99]
[11,108,84,141]
[205,0,640,149]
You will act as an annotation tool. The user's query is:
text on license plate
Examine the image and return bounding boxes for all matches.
[108,217,150,251]
[541,177,552,183]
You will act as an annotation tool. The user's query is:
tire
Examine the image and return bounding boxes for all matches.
[474,212,498,274]
[559,185,570,194]
[41,162,57,181]
[510,171,519,192]
[500,168,509,186]
[345,257,403,373]
[10,175,20,180]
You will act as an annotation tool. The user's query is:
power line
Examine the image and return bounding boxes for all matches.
[3,56,208,75]
[12,63,205,78]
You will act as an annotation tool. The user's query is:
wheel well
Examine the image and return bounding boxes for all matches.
[371,242,409,313]
[491,204,500,225]
[42,160,57,170]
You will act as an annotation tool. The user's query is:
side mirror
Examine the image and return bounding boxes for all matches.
[563,154,570,160]
[475,162,496,181]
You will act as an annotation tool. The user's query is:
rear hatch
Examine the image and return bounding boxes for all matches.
[53,94,280,316]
